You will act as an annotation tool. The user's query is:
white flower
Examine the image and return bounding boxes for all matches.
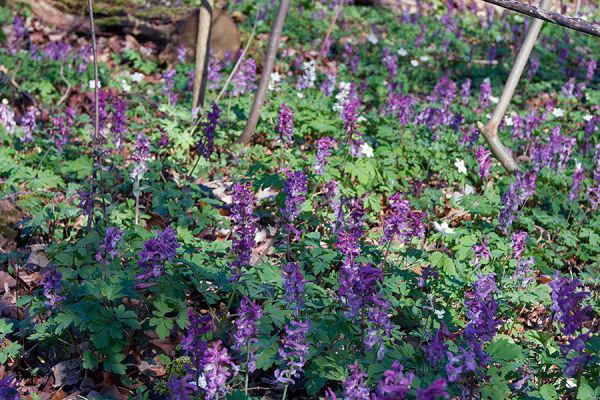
[120,79,131,93]
[88,79,101,89]
[552,108,565,118]
[131,72,145,83]
[297,92,304,99]
[397,48,408,57]
[433,309,446,319]
[333,81,352,113]
[454,158,467,174]
[419,55,430,62]
[357,115,367,123]
[367,33,378,44]
[583,114,593,122]
[485,113,492,119]
[1,98,8,105]
[300,60,316,88]
[490,96,499,104]
[504,116,513,126]
[269,72,282,91]
[360,143,374,158]
[410,59,419,67]
[433,221,455,235]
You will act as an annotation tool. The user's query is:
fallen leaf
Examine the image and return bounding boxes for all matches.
[51,359,83,387]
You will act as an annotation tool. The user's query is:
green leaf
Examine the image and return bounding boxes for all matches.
[487,338,524,362]
[539,384,559,400]
[82,351,99,369]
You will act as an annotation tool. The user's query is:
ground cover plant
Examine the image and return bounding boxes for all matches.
[0,0,598,399]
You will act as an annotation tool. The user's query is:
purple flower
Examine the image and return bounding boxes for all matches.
[460,79,471,105]
[282,262,306,316]
[513,257,534,287]
[585,59,596,81]
[96,227,125,262]
[478,78,491,111]
[527,56,540,80]
[342,94,363,157]
[429,76,457,109]
[463,274,500,364]
[44,40,71,61]
[382,47,398,91]
[233,297,262,372]
[314,137,337,175]
[197,101,221,159]
[130,133,150,180]
[498,170,537,232]
[181,309,212,374]
[0,375,19,400]
[40,267,65,309]
[76,45,92,73]
[374,361,414,400]
[167,374,196,400]
[203,340,235,400]
[460,127,479,148]
[78,190,94,216]
[561,78,575,98]
[416,379,450,400]
[274,320,311,385]
[568,162,585,202]
[8,15,25,55]
[276,102,294,144]
[19,106,36,143]
[137,226,180,280]
[0,100,16,134]
[343,363,370,400]
[110,95,128,149]
[337,199,364,266]
[229,182,257,281]
[177,44,186,63]
[320,71,337,96]
[282,171,308,239]
[424,323,452,367]
[475,145,492,179]
[385,94,416,126]
[53,116,68,151]
[231,58,257,96]
[162,69,178,105]
[511,231,528,259]
[550,272,592,337]
[383,193,425,245]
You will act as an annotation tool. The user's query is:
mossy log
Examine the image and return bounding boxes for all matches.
[9,0,240,59]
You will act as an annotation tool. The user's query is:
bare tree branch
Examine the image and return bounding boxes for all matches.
[238,0,291,145]
[192,0,213,111]
[87,0,99,231]
[481,0,552,173]
[480,0,600,37]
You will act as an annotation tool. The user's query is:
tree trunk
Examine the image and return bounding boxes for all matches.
[238,0,291,145]
[192,0,213,110]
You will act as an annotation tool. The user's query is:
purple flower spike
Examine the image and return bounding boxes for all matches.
[131,133,150,180]
[314,137,337,175]
[282,171,308,240]
[343,363,370,400]
[568,163,585,202]
[110,95,129,149]
[96,227,126,262]
[229,182,257,281]
[203,340,235,400]
[478,78,491,110]
[162,69,178,105]
[40,267,65,309]
[282,262,307,316]
[383,193,425,245]
[197,101,221,159]
[0,375,19,400]
[137,226,180,281]
[416,379,450,400]
[475,145,492,179]
[276,102,294,144]
[374,361,414,400]
[511,231,527,259]
[274,319,311,385]
[234,297,263,372]
[181,309,212,374]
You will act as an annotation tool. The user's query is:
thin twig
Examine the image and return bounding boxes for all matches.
[317,0,344,63]
[56,65,72,108]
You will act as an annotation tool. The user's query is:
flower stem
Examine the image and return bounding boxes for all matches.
[244,343,250,395]
[282,384,289,400]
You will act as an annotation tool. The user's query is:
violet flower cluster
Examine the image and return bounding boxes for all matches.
[137,226,180,280]
[374,361,414,399]
[382,193,425,245]
[203,340,236,400]
[498,170,537,231]
[54,108,77,151]
[233,296,263,372]
[229,181,257,281]
[231,58,257,96]
[282,262,307,316]
[385,93,415,126]
[282,170,308,240]
[274,319,311,385]
[162,69,177,105]
[96,227,125,263]
[40,267,65,309]
[197,101,221,159]
[550,272,594,376]
[19,107,36,143]
[110,95,128,150]
[130,133,150,181]
[314,136,336,175]
[343,363,370,400]
[0,375,19,400]
[568,162,584,202]
[0,99,16,134]
[475,145,492,179]
[471,237,490,265]
[511,231,527,259]
[276,102,294,144]
[478,78,491,111]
